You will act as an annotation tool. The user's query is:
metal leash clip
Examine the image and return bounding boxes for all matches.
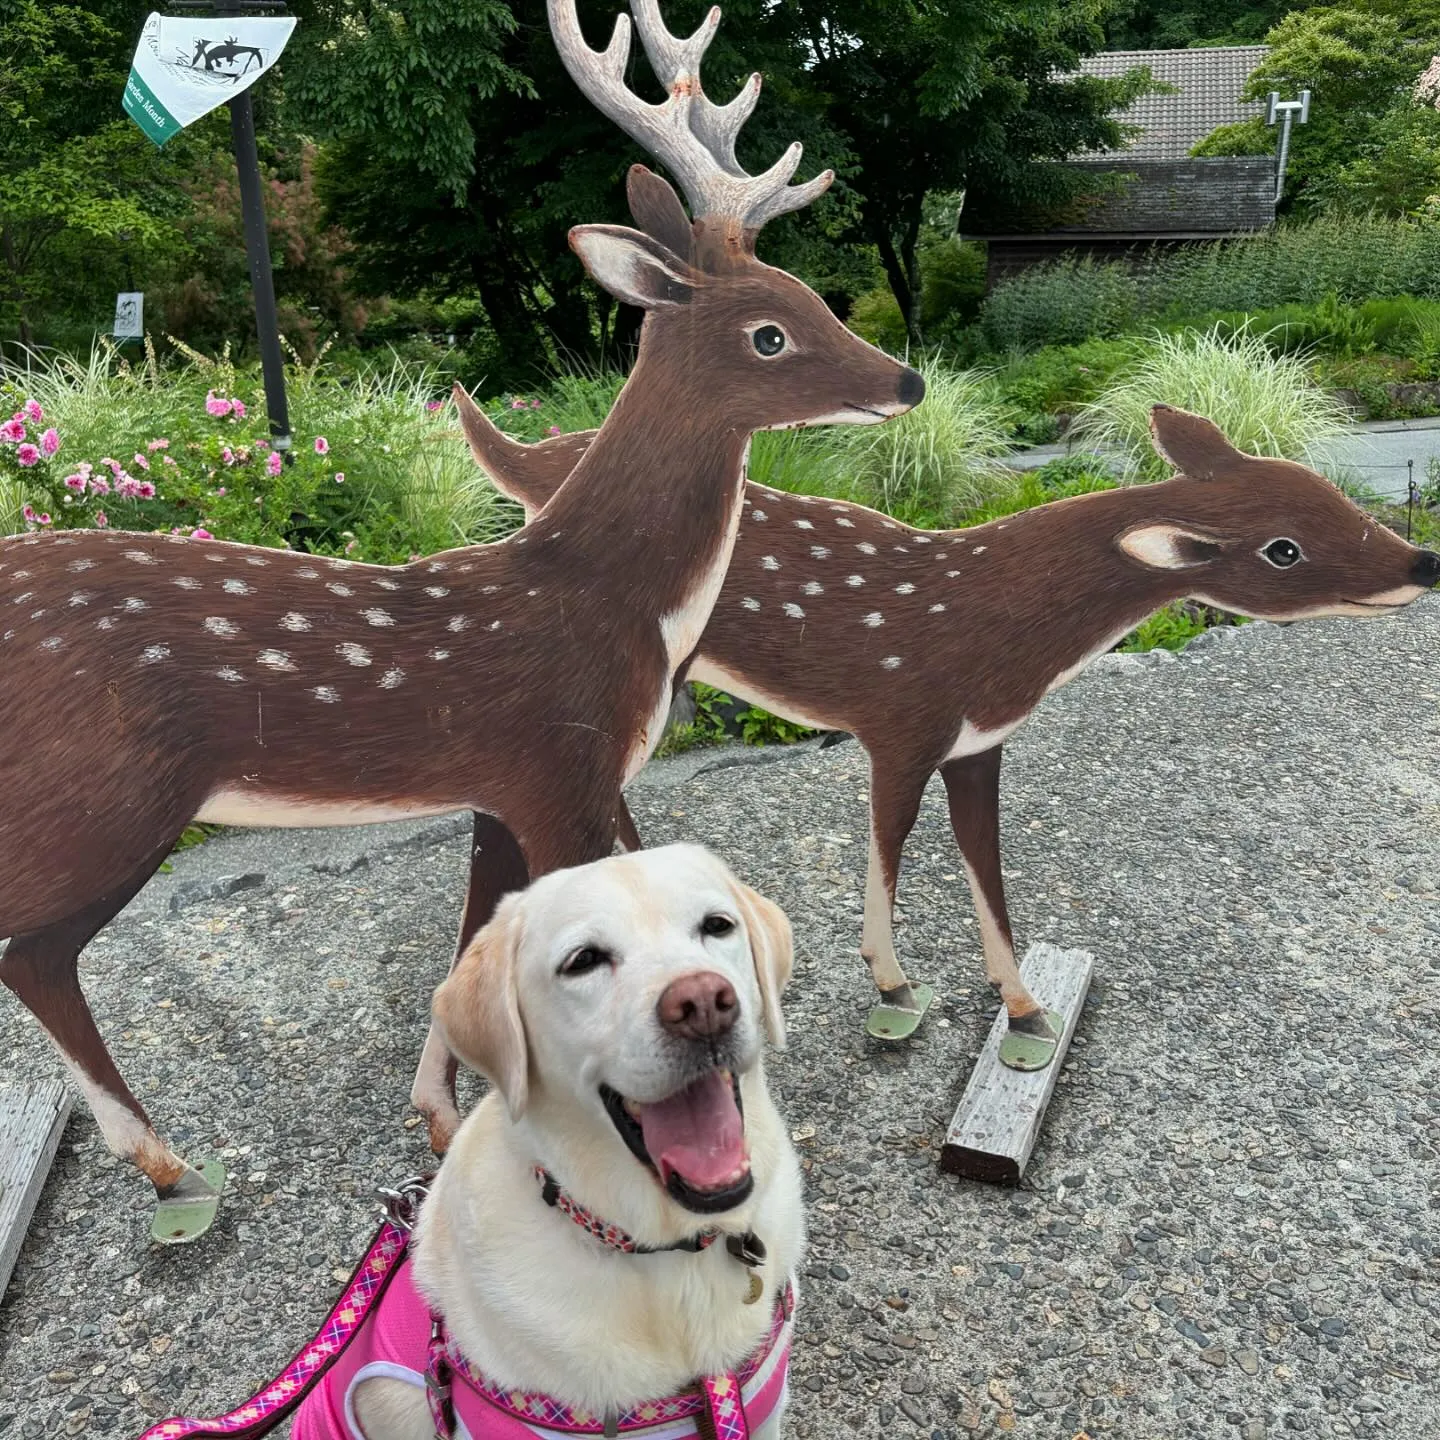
[377,1175,432,1233]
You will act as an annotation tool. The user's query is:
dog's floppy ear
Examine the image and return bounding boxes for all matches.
[730,879,794,1048]
[433,893,529,1119]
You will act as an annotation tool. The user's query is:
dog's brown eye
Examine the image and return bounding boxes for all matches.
[700,914,735,938]
[561,946,611,976]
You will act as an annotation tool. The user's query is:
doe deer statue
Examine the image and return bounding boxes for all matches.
[0,0,921,1238]
[455,398,1440,1064]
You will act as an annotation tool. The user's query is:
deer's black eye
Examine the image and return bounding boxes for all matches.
[560,945,612,977]
[752,325,786,357]
[700,913,735,937]
[1262,538,1303,569]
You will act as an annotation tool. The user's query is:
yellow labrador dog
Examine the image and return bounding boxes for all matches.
[322,845,803,1440]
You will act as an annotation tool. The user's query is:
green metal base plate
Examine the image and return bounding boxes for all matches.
[998,1010,1064,1073]
[865,983,935,1041]
[150,1157,225,1246]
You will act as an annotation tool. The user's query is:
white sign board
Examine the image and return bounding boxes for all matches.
[123,12,296,147]
[113,293,144,339]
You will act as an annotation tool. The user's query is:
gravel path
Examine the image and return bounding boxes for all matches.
[1,597,1437,1440]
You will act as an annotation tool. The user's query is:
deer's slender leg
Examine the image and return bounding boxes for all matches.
[859,756,933,1014]
[0,835,217,1204]
[412,812,529,1156]
[939,748,1058,1044]
[614,798,644,854]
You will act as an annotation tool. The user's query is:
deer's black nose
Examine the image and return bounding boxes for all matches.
[1414,550,1440,588]
[896,367,925,408]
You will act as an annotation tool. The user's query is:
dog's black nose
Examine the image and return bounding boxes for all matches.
[1413,549,1440,587]
[896,367,925,408]
[658,971,737,1041]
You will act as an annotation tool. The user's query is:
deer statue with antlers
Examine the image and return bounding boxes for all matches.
[452,396,1440,1067]
[0,0,922,1240]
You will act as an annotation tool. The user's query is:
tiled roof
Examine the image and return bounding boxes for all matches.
[1075,46,1270,161]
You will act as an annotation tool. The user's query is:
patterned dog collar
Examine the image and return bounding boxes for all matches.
[533,1165,723,1255]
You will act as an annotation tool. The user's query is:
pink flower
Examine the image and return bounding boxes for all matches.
[314,435,329,455]
[137,481,156,499]
[205,390,233,418]
[88,476,110,496]
[93,511,108,528]
[23,400,42,423]
[22,504,36,522]
[76,460,93,477]
[231,400,247,419]
[255,439,269,451]
[115,475,143,499]
[191,527,214,540]
[426,400,442,412]
[39,428,59,455]
[334,472,345,484]
[510,398,526,409]
[63,474,86,492]
[547,425,562,436]
[132,452,150,470]
[266,451,282,477]
[102,457,122,476]
[37,512,51,526]
[530,399,541,410]
[0,418,26,443]
[147,438,170,452]
[163,455,177,467]
[221,447,235,466]
[216,486,227,497]
[16,443,40,467]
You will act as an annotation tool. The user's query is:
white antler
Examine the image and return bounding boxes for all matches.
[547,0,832,233]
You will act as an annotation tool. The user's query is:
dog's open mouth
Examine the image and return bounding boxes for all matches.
[600,1071,753,1214]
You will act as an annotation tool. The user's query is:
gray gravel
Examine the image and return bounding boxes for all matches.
[2,596,1437,1439]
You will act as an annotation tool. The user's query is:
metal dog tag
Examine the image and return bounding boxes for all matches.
[743,1271,764,1305]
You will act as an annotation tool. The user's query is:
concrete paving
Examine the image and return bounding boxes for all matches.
[1,596,1438,1439]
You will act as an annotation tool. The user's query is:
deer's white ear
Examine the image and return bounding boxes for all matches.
[1119,523,1225,570]
[569,225,698,310]
[433,893,529,1119]
[729,877,794,1049]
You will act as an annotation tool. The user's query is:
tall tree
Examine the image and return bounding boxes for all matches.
[1192,7,1435,216]
[0,0,196,349]
[288,0,1149,362]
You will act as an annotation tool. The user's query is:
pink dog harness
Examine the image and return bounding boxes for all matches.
[136,1176,793,1440]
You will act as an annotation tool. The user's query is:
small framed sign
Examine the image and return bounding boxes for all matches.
[113,293,144,339]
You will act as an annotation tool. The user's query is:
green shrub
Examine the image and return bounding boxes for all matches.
[978,218,1440,353]
[991,337,1143,435]
[1,342,514,557]
[1119,603,1246,653]
[829,361,1018,527]
[980,256,1144,350]
[848,239,987,353]
[955,457,1117,526]
[1073,325,1350,481]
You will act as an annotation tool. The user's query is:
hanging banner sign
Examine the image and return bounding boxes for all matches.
[122,12,297,147]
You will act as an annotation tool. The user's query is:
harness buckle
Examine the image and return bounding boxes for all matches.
[377,1174,432,1233]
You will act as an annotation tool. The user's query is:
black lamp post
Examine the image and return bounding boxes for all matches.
[167,0,292,452]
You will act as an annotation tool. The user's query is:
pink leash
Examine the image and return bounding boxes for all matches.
[131,1176,771,1440]
[134,1201,415,1439]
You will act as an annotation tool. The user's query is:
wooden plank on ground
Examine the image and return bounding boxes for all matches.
[940,943,1094,1186]
[0,1079,73,1304]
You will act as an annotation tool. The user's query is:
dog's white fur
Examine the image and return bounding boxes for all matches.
[348,844,804,1439]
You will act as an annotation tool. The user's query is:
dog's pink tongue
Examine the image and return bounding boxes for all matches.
[637,1072,746,1191]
